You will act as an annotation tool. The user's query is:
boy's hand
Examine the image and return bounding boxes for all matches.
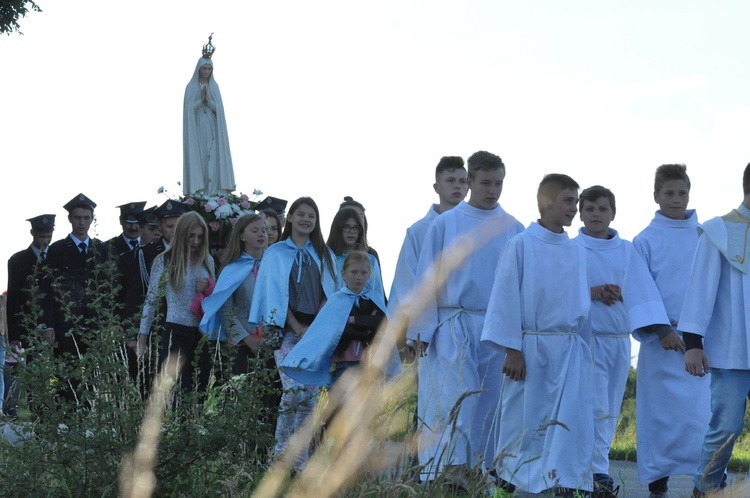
[685,349,710,377]
[591,284,622,306]
[503,348,526,381]
[44,328,56,346]
[660,331,685,352]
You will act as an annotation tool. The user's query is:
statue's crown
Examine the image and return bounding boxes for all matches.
[202,33,216,59]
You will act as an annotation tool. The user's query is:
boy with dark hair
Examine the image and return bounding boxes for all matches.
[107,202,146,257]
[575,185,671,497]
[42,194,111,403]
[482,173,593,496]
[410,151,523,488]
[7,215,55,347]
[632,164,711,498]
[6,214,55,419]
[681,163,750,496]
[389,156,467,315]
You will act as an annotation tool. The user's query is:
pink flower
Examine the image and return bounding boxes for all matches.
[230,217,238,225]
[209,221,221,232]
[241,200,251,209]
[205,204,213,212]
[240,194,249,201]
[217,198,227,206]
[185,198,195,205]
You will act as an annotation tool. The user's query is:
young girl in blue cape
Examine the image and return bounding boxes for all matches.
[248,197,339,470]
[326,207,386,303]
[200,213,269,370]
[281,250,390,387]
[200,213,282,446]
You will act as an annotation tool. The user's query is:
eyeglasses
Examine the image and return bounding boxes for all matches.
[342,224,361,233]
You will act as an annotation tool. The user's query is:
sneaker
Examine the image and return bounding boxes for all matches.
[594,485,619,498]
[440,465,470,494]
[592,473,618,497]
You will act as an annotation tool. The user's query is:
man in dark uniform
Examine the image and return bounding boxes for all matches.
[6,215,55,418]
[110,203,156,395]
[138,206,161,247]
[42,194,111,371]
[7,214,55,348]
[118,206,160,324]
[107,202,146,257]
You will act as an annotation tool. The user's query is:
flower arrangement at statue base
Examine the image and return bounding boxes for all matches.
[180,189,264,249]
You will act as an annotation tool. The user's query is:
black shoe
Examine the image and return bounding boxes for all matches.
[555,487,590,497]
[497,477,516,493]
[3,407,18,422]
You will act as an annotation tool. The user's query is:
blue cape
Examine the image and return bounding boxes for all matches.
[334,252,386,302]
[200,253,258,340]
[249,238,340,328]
[280,285,399,386]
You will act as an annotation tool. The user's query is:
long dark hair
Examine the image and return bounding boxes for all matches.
[326,207,368,256]
[281,197,337,280]
[260,209,282,244]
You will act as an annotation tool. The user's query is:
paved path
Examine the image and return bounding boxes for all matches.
[514,460,747,497]
[1,421,29,445]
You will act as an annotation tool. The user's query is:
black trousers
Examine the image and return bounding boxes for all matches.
[160,322,212,393]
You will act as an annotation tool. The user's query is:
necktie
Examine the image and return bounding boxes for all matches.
[40,250,46,260]
[130,240,138,249]
[78,242,87,254]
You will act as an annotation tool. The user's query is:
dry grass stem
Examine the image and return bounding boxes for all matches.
[119,356,182,498]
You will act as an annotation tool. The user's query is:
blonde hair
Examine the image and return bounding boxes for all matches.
[219,213,264,272]
[162,212,214,290]
[341,250,371,274]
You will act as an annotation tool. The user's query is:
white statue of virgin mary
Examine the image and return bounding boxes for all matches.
[183,35,236,196]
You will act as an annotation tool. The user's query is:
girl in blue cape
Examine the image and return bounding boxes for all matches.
[326,207,386,303]
[200,213,269,369]
[281,250,391,387]
[200,213,281,446]
[248,197,339,470]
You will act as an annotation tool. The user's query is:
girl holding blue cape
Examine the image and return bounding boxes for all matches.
[248,197,339,470]
[200,213,281,445]
[199,213,269,370]
[281,250,390,387]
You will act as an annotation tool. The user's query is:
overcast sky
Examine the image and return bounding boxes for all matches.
[3,1,749,359]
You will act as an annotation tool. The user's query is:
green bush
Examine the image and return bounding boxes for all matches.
[0,260,278,496]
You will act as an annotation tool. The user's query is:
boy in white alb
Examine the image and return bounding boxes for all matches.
[632,164,711,498]
[574,185,672,497]
[409,151,523,487]
[389,156,468,324]
[481,174,593,496]
[681,163,750,496]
